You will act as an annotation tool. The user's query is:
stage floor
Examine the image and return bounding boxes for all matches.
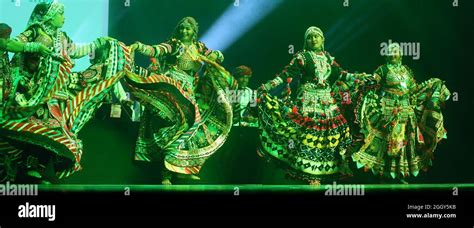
[38,183,474,192]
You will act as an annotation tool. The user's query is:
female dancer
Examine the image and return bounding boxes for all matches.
[0,23,52,182]
[258,26,371,185]
[0,2,125,183]
[129,17,236,184]
[352,43,450,183]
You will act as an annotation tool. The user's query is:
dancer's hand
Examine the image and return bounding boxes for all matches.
[359,73,377,86]
[38,44,52,56]
[200,55,230,77]
[207,52,218,62]
[258,83,269,93]
[129,43,138,52]
[363,73,376,81]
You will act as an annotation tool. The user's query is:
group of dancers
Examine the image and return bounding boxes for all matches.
[0,2,450,185]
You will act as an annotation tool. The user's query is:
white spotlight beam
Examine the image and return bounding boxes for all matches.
[201,0,284,51]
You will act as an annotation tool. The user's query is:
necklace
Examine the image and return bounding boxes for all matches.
[40,24,63,54]
[387,63,408,88]
[309,51,331,82]
[388,63,406,79]
[42,24,58,37]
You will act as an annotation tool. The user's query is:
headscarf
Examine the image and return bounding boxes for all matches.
[303,26,324,50]
[385,42,403,66]
[172,17,199,42]
[26,2,65,29]
[388,42,403,56]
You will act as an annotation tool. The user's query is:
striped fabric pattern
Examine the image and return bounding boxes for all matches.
[0,41,134,180]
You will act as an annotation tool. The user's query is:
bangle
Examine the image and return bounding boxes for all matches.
[137,42,146,52]
[93,39,102,50]
[272,77,283,86]
[24,42,40,53]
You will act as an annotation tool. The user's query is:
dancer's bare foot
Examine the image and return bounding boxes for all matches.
[41,180,52,185]
[161,178,172,185]
[175,173,201,180]
[27,170,42,179]
[189,174,201,180]
[309,179,321,185]
[399,179,409,185]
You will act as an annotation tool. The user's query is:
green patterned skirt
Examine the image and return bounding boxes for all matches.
[352,78,450,178]
[131,67,237,175]
[258,84,352,182]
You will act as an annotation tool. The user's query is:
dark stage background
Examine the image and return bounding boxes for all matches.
[63,0,474,184]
